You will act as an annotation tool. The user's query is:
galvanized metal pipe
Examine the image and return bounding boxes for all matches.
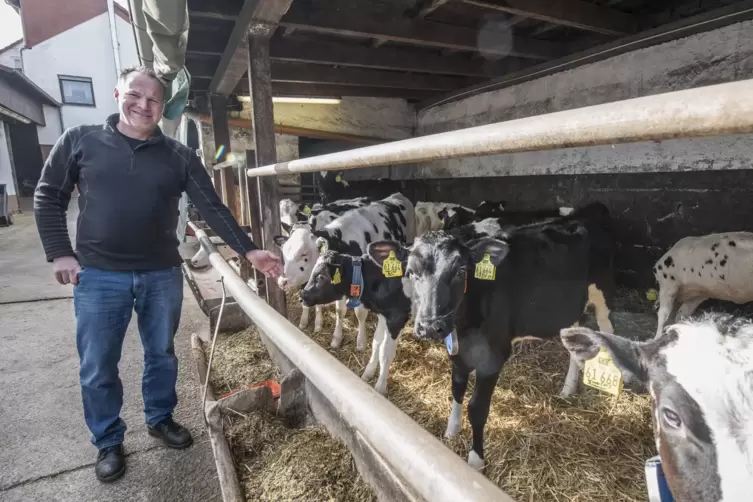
[246,78,753,177]
[188,222,514,502]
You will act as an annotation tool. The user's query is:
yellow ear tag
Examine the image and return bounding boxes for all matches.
[583,348,623,396]
[474,253,496,281]
[332,268,341,285]
[382,250,403,278]
[303,205,312,215]
[335,175,342,183]
[318,241,329,254]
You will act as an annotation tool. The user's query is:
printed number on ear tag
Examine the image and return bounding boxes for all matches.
[303,205,312,215]
[583,348,623,396]
[332,268,341,285]
[350,284,361,297]
[382,250,403,278]
[474,253,496,281]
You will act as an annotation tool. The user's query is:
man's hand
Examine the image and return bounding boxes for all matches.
[53,256,81,285]
[245,249,282,279]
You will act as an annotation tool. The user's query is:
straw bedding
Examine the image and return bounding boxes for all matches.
[208,288,658,502]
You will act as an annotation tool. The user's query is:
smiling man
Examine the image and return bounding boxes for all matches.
[33,66,281,483]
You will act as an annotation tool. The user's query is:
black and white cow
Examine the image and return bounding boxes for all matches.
[278,196,372,235]
[300,241,414,395]
[561,313,753,502]
[392,202,615,470]
[274,196,373,332]
[439,204,574,231]
[415,201,473,237]
[652,231,753,340]
[275,193,415,351]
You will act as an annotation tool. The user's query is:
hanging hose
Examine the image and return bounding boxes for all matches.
[202,276,227,425]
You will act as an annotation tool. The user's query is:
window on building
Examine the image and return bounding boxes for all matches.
[11,57,22,70]
[58,76,95,106]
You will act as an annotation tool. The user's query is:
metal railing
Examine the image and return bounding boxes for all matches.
[189,222,514,502]
[244,78,753,178]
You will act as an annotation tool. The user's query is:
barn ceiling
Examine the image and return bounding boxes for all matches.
[185,0,753,109]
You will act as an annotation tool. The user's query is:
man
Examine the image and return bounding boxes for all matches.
[34,65,281,483]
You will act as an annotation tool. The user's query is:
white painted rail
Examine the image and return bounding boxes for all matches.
[245,78,753,178]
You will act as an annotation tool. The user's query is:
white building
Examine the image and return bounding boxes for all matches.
[0,39,23,71]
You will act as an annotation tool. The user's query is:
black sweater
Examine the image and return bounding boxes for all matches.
[34,114,256,271]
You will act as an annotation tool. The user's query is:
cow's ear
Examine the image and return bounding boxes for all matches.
[273,235,288,248]
[468,237,509,268]
[367,240,409,266]
[560,326,649,384]
[281,222,292,235]
[316,237,330,255]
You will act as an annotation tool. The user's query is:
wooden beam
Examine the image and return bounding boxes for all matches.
[269,38,526,77]
[270,61,479,91]
[419,0,753,110]
[460,0,638,36]
[279,3,561,60]
[247,33,287,316]
[416,0,453,18]
[198,114,388,144]
[208,94,238,219]
[210,0,294,96]
[187,0,238,21]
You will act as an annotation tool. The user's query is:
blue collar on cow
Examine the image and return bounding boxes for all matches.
[346,257,364,308]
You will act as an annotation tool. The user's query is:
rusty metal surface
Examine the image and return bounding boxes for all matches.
[246,78,753,178]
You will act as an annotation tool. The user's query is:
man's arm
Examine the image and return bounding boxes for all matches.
[34,128,79,262]
[183,153,257,256]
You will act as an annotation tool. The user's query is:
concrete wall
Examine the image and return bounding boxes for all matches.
[0,121,18,212]
[0,41,23,70]
[22,13,137,135]
[411,19,753,179]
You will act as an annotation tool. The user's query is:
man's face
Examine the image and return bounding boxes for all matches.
[114,72,164,134]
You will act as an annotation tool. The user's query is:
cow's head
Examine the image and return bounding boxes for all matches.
[438,206,476,230]
[561,314,753,502]
[272,225,319,290]
[407,232,508,341]
[474,200,507,219]
[300,250,348,307]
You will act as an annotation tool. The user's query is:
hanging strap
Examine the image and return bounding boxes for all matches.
[346,257,364,308]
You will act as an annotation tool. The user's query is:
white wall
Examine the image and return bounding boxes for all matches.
[22,12,138,134]
[115,15,139,69]
[0,41,23,70]
[0,121,16,196]
[37,105,62,145]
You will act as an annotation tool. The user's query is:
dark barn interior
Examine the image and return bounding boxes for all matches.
[185,0,753,292]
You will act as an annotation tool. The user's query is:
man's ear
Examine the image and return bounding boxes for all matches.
[367,240,409,266]
[468,237,509,268]
[560,326,650,384]
[273,235,288,248]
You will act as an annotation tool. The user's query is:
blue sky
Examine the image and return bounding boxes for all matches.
[0,2,23,49]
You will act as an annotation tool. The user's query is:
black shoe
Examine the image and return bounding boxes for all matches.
[147,417,193,449]
[95,444,126,483]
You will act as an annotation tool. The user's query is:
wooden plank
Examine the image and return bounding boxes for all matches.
[269,61,479,91]
[210,0,294,96]
[248,33,288,317]
[269,37,526,77]
[460,0,638,36]
[419,0,753,110]
[187,0,238,20]
[208,94,238,219]
[279,3,561,60]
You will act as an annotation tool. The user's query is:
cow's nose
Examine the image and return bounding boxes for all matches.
[415,320,447,340]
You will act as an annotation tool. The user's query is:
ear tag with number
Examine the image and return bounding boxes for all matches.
[583,348,623,396]
[303,205,312,215]
[331,268,341,285]
[350,284,361,296]
[474,253,496,281]
[382,250,403,278]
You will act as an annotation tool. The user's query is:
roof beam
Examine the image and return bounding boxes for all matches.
[460,0,638,36]
[268,37,526,77]
[279,4,561,60]
[209,0,294,96]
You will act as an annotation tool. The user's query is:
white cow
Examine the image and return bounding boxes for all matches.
[653,231,753,339]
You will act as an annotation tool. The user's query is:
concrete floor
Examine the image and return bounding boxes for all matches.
[0,201,220,501]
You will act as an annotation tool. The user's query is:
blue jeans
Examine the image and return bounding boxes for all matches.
[73,266,184,450]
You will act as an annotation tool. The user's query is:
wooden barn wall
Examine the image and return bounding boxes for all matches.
[344,169,753,289]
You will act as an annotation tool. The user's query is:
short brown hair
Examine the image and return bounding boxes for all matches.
[118,65,166,98]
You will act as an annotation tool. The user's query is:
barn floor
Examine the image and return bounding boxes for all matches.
[211,287,664,502]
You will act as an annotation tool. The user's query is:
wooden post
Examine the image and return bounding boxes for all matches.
[247,29,287,317]
[244,149,266,296]
[208,94,238,219]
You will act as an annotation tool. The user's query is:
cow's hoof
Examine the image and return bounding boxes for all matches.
[356,342,366,352]
[374,381,388,396]
[361,367,376,381]
[467,451,485,471]
[444,421,461,439]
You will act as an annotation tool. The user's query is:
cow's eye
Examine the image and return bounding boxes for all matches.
[662,408,682,429]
